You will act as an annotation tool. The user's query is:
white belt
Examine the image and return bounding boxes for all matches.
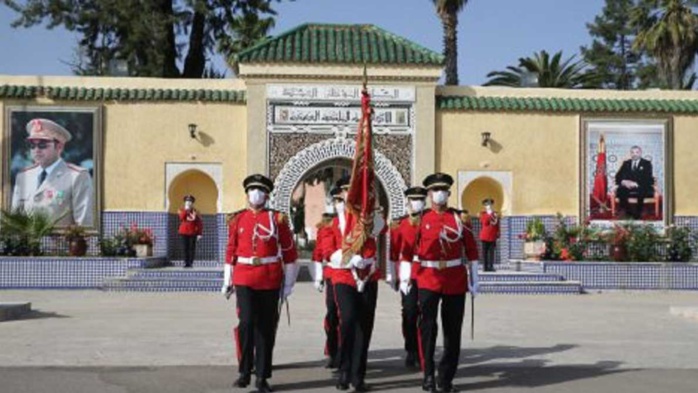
[237,256,280,265]
[328,257,376,270]
[420,259,462,269]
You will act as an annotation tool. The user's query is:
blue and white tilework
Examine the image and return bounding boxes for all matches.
[102,211,169,257]
[167,214,220,261]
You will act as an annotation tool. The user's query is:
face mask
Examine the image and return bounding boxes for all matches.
[409,200,425,213]
[184,201,193,209]
[432,191,449,206]
[335,202,345,213]
[485,205,493,213]
[248,189,266,206]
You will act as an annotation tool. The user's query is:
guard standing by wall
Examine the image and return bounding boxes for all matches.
[479,198,500,272]
[221,174,299,393]
[178,195,203,268]
[401,173,479,393]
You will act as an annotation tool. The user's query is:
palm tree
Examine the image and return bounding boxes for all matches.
[631,0,698,89]
[432,0,469,85]
[484,50,600,88]
[221,10,276,76]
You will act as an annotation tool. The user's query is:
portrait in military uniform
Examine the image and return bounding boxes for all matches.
[581,118,671,227]
[3,106,101,230]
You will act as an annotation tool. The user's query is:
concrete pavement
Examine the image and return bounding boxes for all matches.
[1,285,697,392]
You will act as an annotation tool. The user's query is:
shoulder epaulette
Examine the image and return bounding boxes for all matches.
[19,164,39,173]
[226,208,246,223]
[389,217,404,229]
[66,163,88,172]
[274,211,289,225]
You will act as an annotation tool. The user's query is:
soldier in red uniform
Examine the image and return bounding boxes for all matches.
[390,186,428,368]
[479,198,500,272]
[178,195,203,268]
[311,196,340,369]
[221,174,298,393]
[401,173,479,393]
[324,177,384,392]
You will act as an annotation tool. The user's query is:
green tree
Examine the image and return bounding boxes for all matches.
[581,0,648,89]
[3,0,285,78]
[484,50,600,88]
[631,0,698,89]
[431,0,469,85]
[220,9,275,76]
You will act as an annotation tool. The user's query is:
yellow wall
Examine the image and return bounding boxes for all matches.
[462,177,504,215]
[673,116,698,215]
[438,111,579,215]
[168,170,219,214]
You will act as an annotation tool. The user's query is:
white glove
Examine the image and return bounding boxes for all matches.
[221,264,234,296]
[313,262,324,292]
[196,235,203,241]
[469,261,480,298]
[350,254,366,269]
[282,263,299,299]
[330,249,343,266]
[384,272,394,287]
[399,280,411,295]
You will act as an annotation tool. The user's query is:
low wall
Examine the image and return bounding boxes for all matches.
[538,261,698,290]
[0,257,167,289]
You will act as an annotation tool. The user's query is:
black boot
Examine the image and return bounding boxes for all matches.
[336,371,350,391]
[440,383,460,393]
[255,378,273,393]
[422,375,437,392]
[405,351,418,368]
[353,380,371,392]
[232,373,250,388]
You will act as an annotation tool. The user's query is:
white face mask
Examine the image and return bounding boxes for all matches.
[409,199,425,213]
[485,205,493,213]
[432,190,449,206]
[248,189,266,207]
[335,202,345,213]
[184,201,193,209]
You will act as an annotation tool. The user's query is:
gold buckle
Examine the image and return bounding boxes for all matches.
[438,260,446,270]
[251,257,261,266]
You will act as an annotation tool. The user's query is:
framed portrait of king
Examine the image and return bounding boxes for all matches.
[580,117,672,228]
[3,106,102,232]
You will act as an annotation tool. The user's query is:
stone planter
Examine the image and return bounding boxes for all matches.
[524,241,546,261]
[133,244,153,258]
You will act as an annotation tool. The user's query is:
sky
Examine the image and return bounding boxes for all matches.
[0,0,607,85]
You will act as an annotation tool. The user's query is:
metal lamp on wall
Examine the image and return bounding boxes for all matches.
[188,123,197,139]
[481,131,491,147]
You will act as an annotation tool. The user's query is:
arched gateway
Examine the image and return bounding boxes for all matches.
[271,137,408,221]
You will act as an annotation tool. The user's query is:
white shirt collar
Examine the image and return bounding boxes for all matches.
[42,158,63,176]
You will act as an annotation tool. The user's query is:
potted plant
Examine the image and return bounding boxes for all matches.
[606,224,631,262]
[64,225,88,257]
[665,226,694,262]
[124,224,154,257]
[522,217,547,261]
[0,208,56,256]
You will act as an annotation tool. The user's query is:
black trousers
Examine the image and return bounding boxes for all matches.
[418,289,466,385]
[482,241,497,272]
[234,286,280,379]
[401,279,419,354]
[334,281,378,386]
[324,279,339,363]
[617,187,648,219]
[181,235,197,266]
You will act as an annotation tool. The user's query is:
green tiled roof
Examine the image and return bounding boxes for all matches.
[437,95,698,114]
[0,85,246,103]
[237,23,444,66]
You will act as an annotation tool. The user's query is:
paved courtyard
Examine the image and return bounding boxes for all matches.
[1,286,697,392]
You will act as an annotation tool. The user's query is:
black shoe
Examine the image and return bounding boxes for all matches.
[255,378,273,393]
[184,264,192,268]
[422,375,437,392]
[336,372,350,391]
[405,351,418,368]
[440,383,459,393]
[325,356,338,369]
[232,373,250,388]
[353,381,370,392]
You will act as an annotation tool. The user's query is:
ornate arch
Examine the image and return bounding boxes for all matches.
[271,137,407,220]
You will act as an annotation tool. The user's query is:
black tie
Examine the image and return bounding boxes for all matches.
[38,170,47,187]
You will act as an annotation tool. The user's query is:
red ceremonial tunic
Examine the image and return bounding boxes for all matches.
[324,211,381,288]
[479,211,500,242]
[225,208,298,290]
[178,208,203,236]
[396,215,422,280]
[313,222,335,281]
[402,208,479,295]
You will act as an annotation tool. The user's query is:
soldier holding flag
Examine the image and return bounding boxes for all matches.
[401,172,479,393]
